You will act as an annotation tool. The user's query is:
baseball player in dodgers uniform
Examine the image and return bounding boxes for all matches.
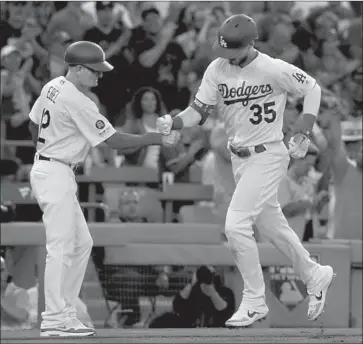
[28,41,179,337]
[157,15,335,327]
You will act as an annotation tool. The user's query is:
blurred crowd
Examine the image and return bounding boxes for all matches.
[0,0,362,330]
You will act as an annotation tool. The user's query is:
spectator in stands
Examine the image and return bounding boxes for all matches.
[96,187,172,327]
[0,164,17,223]
[83,1,133,29]
[121,87,166,171]
[0,253,93,330]
[84,1,132,125]
[44,1,94,45]
[47,31,73,79]
[127,6,188,111]
[343,18,362,117]
[9,16,49,100]
[278,144,329,241]
[0,1,30,49]
[1,44,35,177]
[258,21,302,65]
[257,2,295,43]
[33,1,55,30]
[26,2,55,97]
[149,265,235,328]
[0,202,16,224]
[319,112,362,240]
[159,120,209,221]
[201,121,234,224]
[159,121,209,184]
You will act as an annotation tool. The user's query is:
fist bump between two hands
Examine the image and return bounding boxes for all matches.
[157,114,180,147]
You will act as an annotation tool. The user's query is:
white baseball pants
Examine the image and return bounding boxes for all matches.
[30,160,93,328]
[225,141,320,312]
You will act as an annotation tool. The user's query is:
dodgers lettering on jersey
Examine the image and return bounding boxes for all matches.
[29,76,116,164]
[195,53,316,147]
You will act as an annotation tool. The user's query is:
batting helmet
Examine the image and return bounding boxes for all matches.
[212,14,259,59]
[64,41,113,72]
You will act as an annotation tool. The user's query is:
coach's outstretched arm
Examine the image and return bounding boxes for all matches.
[105,131,179,151]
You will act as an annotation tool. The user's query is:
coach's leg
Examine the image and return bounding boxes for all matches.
[40,193,77,327]
[63,198,93,322]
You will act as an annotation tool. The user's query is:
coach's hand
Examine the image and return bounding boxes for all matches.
[157,114,173,135]
[288,133,310,159]
[161,130,180,147]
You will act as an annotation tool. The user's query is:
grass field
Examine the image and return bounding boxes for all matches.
[1,328,362,344]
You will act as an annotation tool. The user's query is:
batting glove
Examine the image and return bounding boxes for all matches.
[288,133,310,159]
[161,130,180,147]
[157,114,173,136]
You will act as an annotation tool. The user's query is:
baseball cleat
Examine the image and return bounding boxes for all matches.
[40,327,95,337]
[307,265,336,321]
[41,318,95,337]
[226,308,269,327]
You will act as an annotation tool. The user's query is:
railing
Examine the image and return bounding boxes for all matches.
[1,222,361,328]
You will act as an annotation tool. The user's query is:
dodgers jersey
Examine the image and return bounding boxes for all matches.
[29,76,116,164]
[196,52,316,147]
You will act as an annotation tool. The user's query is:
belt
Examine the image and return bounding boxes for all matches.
[38,154,78,171]
[229,144,266,158]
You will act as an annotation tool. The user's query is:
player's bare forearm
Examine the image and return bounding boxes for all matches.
[165,152,195,175]
[171,106,203,130]
[105,132,162,151]
[209,291,228,311]
[139,38,169,67]
[28,120,39,147]
[321,114,349,183]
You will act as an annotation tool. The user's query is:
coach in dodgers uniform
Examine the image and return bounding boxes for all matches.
[28,41,179,337]
[157,15,335,327]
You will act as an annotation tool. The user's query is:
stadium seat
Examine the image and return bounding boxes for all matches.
[159,184,214,222]
[77,166,160,221]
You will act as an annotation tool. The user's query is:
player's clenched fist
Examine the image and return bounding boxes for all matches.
[157,114,173,135]
[288,133,310,159]
[161,130,180,147]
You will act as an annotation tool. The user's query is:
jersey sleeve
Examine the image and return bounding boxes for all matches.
[194,60,219,106]
[29,96,43,125]
[72,102,116,147]
[272,59,317,97]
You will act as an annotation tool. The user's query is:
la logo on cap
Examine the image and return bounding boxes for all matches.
[219,36,227,48]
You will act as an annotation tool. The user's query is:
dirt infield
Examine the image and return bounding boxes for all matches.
[1,328,362,344]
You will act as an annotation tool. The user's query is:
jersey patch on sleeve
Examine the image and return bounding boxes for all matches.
[191,97,214,125]
[95,120,105,129]
[292,72,307,84]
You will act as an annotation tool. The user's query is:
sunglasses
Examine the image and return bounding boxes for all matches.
[69,64,100,75]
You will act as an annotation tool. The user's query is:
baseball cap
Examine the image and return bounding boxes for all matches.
[341,119,363,142]
[0,45,20,60]
[212,14,259,59]
[96,1,114,11]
